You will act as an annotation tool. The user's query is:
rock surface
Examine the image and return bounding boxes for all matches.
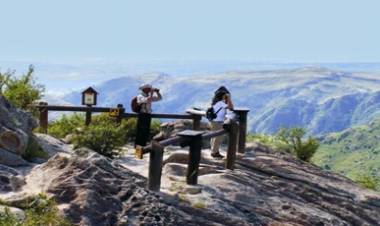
[0,95,36,136]
[1,133,380,225]
[0,205,25,220]
[0,148,29,166]
[0,164,25,193]
[0,95,37,166]
[34,133,73,157]
[126,143,380,226]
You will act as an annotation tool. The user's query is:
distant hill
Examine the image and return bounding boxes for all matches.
[61,67,380,135]
[312,118,380,188]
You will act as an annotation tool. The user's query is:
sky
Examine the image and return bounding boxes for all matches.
[0,0,380,63]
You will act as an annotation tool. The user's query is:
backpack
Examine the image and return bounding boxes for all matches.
[206,106,223,121]
[131,96,142,113]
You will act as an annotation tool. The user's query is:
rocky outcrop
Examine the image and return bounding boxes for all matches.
[0,96,36,135]
[34,133,73,157]
[142,143,380,226]
[2,139,380,225]
[0,164,25,193]
[0,95,37,166]
[2,148,225,226]
[0,148,28,166]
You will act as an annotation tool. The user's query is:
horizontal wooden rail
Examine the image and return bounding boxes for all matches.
[32,104,199,119]
[32,103,203,134]
[141,136,184,155]
[201,129,227,140]
[32,104,112,113]
[141,128,227,155]
[159,136,184,147]
[122,113,198,120]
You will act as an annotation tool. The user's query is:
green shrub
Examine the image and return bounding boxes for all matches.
[150,119,161,138]
[0,193,72,226]
[354,174,379,190]
[71,114,159,158]
[71,114,126,158]
[0,208,19,226]
[247,127,319,162]
[276,127,319,162]
[48,113,85,138]
[0,65,44,117]
[23,194,71,226]
[295,138,319,162]
[46,111,163,158]
[48,113,161,158]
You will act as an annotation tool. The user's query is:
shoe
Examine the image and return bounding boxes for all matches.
[211,153,224,159]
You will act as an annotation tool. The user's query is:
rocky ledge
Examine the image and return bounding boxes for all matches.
[1,137,380,225]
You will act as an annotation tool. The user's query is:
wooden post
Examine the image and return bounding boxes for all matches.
[39,102,48,134]
[192,115,202,130]
[178,130,204,185]
[116,104,125,124]
[226,121,239,170]
[148,141,164,191]
[85,107,92,126]
[233,108,250,153]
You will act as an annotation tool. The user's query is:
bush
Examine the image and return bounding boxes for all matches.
[247,133,282,150]
[276,127,319,162]
[354,174,379,190]
[0,193,72,226]
[0,65,44,117]
[247,127,319,162]
[0,208,19,226]
[48,114,85,138]
[47,113,162,158]
[72,114,127,158]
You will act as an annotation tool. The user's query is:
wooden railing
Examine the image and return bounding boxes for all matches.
[34,102,203,132]
[139,119,239,191]
[32,102,249,191]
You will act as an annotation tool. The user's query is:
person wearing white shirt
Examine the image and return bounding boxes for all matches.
[135,83,162,147]
[210,89,234,158]
[137,85,162,114]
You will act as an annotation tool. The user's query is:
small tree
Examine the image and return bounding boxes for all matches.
[276,127,319,162]
[3,65,44,109]
[0,69,13,93]
[1,65,44,116]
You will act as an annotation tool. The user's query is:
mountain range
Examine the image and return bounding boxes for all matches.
[61,67,380,135]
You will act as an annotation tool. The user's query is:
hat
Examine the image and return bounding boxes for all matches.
[139,83,152,90]
[215,86,230,95]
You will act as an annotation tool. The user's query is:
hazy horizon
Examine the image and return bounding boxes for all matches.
[1,60,380,95]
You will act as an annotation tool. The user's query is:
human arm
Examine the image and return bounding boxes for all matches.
[152,89,162,102]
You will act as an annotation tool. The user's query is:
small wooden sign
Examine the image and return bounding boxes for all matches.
[109,108,120,117]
